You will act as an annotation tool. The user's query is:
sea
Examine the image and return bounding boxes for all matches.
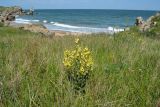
[14,9,158,33]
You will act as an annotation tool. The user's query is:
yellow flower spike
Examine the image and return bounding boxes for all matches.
[75,38,80,44]
[63,38,93,90]
[80,66,85,75]
[84,47,89,51]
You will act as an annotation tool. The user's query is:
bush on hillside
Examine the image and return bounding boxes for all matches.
[63,38,94,93]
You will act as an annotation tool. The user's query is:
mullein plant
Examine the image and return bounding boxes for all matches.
[63,38,93,93]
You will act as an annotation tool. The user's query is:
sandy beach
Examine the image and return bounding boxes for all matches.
[9,21,88,37]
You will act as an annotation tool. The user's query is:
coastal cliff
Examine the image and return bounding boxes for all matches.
[0,6,23,23]
[0,6,34,25]
[0,6,54,36]
[0,6,83,36]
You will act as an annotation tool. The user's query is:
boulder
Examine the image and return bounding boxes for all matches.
[6,14,15,21]
[135,17,144,27]
[147,16,154,22]
[26,8,34,15]
[156,12,160,17]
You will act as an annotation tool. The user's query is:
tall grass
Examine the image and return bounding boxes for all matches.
[0,27,160,107]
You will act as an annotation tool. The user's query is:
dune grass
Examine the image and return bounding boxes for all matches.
[0,26,160,107]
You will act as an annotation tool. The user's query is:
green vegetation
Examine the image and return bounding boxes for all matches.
[0,6,9,12]
[0,25,160,107]
[63,38,93,93]
[0,22,4,27]
[0,6,16,12]
[0,6,5,12]
[145,16,160,39]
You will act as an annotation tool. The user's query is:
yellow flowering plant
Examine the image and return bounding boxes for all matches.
[63,38,93,92]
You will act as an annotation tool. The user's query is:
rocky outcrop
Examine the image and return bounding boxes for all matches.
[22,24,55,36]
[17,23,81,36]
[135,17,144,27]
[135,12,160,32]
[26,9,34,15]
[0,6,34,24]
[0,6,23,23]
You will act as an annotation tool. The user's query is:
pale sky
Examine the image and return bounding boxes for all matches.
[0,0,160,10]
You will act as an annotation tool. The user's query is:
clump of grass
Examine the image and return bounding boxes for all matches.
[0,22,4,27]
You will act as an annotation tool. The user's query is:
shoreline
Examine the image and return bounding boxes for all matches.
[1,6,125,35]
[9,20,125,36]
[13,17,125,35]
[9,21,89,36]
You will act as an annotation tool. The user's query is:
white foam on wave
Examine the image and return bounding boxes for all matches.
[15,18,30,22]
[53,22,83,29]
[107,27,124,32]
[32,20,40,22]
[14,18,124,33]
[14,18,40,24]
[50,22,55,24]
[45,22,124,33]
[14,18,31,24]
[43,20,47,23]
[52,22,124,33]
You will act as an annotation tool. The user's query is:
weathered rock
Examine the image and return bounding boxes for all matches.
[147,16,154,22]
[156,12,160,17]
[26,8,34,15]
[4,21,10,26]
[6,14,15,21]
[135,17,144,27]
[3,6,23,16]
[135,13,160,32]
[21,24,55,36]
[0,6,24,24]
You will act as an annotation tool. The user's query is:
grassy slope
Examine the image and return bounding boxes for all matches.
[0,6,15,12]
[0,26,160,107]
[0,6,7,12]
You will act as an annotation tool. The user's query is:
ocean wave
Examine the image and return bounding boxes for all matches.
[53,22,83,29]
[51,22,124,32]
[14,18,31,24]
[32,20,40,22]
[45,22,124,33]
[107,27,124,32]
[50,22,55,24]
[43,20,47,23]
[15,18,30,22]
[14,18,124,33]
[14,18,39,24]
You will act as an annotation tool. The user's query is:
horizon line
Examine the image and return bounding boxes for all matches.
[1,5,159,11]
[26,8,160,11]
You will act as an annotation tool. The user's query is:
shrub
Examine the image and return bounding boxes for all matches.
[63,38,93,93]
